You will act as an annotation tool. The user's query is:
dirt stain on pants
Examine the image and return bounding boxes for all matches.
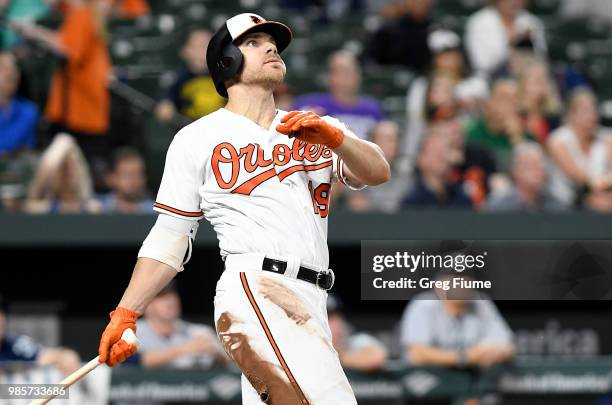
[216,312,306,404]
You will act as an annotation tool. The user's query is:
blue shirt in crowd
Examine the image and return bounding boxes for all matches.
[402,177,473,209]
[0,98,39,155]
[0,335,41,362]
[292,93,384,140]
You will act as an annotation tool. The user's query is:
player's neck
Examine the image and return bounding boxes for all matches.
[225,87,278,129]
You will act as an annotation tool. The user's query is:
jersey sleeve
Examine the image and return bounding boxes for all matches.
[323,115,368,191]
[154,131,204,220]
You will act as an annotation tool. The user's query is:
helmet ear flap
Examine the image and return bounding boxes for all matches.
[219,43,243,82]
[206,24,244,98]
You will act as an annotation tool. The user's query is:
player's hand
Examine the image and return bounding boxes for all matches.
[276,111,345,149]
[98,307,139,366]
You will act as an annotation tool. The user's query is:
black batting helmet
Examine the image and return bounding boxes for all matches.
[206,13,292,98]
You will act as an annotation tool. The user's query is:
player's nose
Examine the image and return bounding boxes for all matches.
[265,42,278,55]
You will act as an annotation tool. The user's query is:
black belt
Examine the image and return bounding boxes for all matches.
[262,257,335,291]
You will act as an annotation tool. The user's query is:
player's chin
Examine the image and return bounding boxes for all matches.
[262,71,286,87]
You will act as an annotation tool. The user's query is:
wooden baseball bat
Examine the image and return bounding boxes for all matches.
[28,329,138,405]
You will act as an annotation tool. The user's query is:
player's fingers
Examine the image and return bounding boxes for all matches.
[289,114,316,131]
[298,119,321,129]
[98,337,111,363]
[126,344,137,358]
[275,123,292,135]
[284,111,313,128]
[280,111,300,123]
[108,340,130,366]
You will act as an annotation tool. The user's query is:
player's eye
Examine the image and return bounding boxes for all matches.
[247,39,258,46]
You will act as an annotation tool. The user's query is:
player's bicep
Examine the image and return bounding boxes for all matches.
[154,133,204,220]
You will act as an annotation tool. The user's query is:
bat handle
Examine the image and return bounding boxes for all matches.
[28,329,138,404]
[27,357,100,405]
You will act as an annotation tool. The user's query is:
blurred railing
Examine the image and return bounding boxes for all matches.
[106,358,612,404]
[1,211,611,246]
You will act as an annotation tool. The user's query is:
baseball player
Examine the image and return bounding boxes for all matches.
[97,13,390,404]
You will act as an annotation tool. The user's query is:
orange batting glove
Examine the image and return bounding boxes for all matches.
[98,307,139,366]
[276,111,345,149]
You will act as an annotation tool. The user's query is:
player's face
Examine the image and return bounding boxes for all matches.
[237,32,286,90]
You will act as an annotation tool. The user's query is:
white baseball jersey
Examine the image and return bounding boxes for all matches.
[153,107,352,270]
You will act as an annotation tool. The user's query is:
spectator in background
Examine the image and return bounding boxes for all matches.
[367,0,434,71]
[400,274,514,367]
[155,28,225,125]
[345,189,371,212]
[367,120,412,212]
[548,88,612,210]
[327,294,387,372]
[486,143,565,211]
[24,133,101,213]
[0,0,49,50]
[517,57,562,143]
[443,118,497,208]
[292,50,384,139]
[402,128,473,208]
[98,147,153,213]
[109,0,149,19]
[0,52,39,155]
[0,295,81,376]
[399,272,513,404]
[465,0,547,78]
[465,78,533,170]
[136,282,227,369]
[405,30,464,161]
[560,0,612,22]
[0,51,39,212]
[405,68,460,167]
[11,0,112,180]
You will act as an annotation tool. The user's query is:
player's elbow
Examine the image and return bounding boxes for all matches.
[367,159,391,186]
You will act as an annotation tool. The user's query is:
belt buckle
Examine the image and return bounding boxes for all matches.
[316,268,335,291]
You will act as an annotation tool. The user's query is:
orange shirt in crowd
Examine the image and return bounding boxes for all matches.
[45,5,111,135]
[118,0,150,18]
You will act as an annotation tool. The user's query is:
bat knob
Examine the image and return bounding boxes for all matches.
[120,328,139,347]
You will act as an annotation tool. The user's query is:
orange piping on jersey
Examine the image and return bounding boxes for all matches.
[153,202,203,217]
[277,161,333,182]
[231,168,277,195]
[240,272,310,405]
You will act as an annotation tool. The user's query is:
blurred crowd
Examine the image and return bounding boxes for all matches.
[2,0,612,214]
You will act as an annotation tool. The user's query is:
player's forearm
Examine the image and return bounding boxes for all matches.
[117,257,177,315]
[334,136,390,186]
[407,344,461,367]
